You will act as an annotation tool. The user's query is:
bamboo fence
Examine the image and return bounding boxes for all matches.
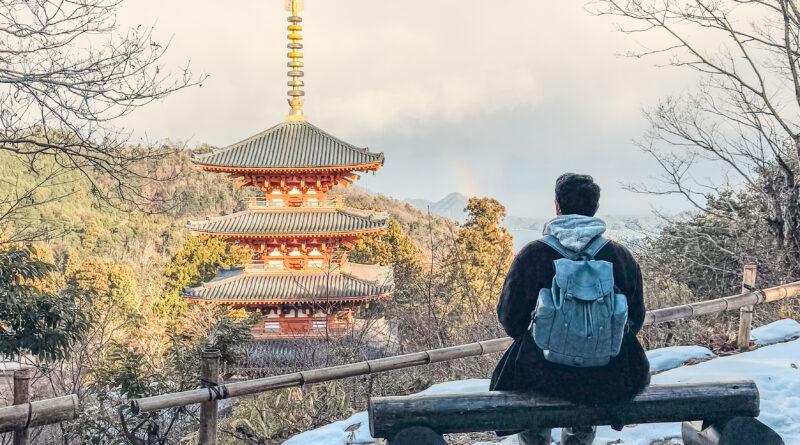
[3,278,799,444]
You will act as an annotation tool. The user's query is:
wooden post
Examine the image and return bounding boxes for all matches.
[198,349,221,445]
[737,265,757,351]
[13,368,33,445]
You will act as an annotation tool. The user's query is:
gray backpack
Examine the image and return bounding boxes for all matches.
[530,235,628,367]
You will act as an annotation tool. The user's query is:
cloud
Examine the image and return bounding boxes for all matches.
[115,0,699,216]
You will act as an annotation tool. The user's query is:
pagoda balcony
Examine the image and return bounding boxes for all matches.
[249,308,354,339]
[244,257,345,273]
[250,321,349,339]
[247,195,342,209]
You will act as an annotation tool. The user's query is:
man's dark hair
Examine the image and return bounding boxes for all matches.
[555,173,601,216]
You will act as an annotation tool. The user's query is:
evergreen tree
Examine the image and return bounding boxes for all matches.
[155,236,252,318]
[445,197,514,321]
[350,219,423,306]
[0,245,89,361]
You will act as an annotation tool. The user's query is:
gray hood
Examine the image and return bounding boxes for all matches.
[542,214,606,251]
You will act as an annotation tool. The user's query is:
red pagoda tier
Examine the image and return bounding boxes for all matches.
[183,263,393,338]
[183,123,394,338]
[184,0,394,339]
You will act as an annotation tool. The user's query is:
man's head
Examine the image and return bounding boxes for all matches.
[555,173,601,216]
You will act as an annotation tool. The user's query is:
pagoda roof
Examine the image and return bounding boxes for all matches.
[187,207,389,238]
[182,264,394,304]
[192,121,384,171]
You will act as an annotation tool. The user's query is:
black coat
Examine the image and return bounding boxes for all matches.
[490,238,650,405]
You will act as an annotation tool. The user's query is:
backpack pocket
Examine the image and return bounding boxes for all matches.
[532,287,556,351]
[609,293,629,356]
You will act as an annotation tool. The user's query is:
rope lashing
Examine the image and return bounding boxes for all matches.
[22,401,33,429]
[199,378,229,401]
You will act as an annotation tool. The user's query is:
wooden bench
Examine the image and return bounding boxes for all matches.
[368,380,783,445]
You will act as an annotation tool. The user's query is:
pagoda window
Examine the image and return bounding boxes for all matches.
[312,320,327,331]
[267,260,284,270]
[308,259,323,269]
[306,190,317,195]
[286,309,296,318]
[266,309,280,319]
[309,248,323,257]
[313,309,327,318]
[270,198,284,207]
[288,248,303,256]
[288,187,302,195]
[268,249,283,257]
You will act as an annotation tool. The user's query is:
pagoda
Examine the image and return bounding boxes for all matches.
[183,0,393,339]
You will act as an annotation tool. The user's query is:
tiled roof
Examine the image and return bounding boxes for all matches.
[192,121,384,170]
[187,207,389,237]
[182,265,394,304]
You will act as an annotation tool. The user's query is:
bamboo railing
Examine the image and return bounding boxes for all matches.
[3,278,798,444]
[129,278,800,416]
[0,395,79,434]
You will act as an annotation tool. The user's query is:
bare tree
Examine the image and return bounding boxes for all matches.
[592,0,800,265]
[0,0,203,238]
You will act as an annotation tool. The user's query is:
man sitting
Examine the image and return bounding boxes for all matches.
[490,173,650,445]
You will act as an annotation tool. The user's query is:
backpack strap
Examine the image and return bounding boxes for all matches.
[540,234,609,260]
[582,235,610,259]
[540,235,577,259]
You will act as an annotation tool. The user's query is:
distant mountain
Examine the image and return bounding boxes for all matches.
[403,192,666,251]
[403,192,470,223]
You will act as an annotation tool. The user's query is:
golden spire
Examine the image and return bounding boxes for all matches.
[285,0,306,121]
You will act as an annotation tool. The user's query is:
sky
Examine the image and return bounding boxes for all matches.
[116,0,699,218]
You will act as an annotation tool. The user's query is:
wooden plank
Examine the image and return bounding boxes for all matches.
[737,266,757,351]
[0,395,79,433]
[369,381,759,439]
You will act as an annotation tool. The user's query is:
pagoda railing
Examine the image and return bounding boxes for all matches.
[244,257,344,272]
[250,324,348,339]
[247,195,342,209]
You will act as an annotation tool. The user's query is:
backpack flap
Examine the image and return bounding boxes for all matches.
[553,259,614,301]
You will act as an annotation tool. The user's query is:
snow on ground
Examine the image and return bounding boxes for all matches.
[751,318,800,345]
[645,345,715,373]
[285,320,800,445]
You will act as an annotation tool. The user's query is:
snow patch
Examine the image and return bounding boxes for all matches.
[751,318,800,345]
[283,411,372,445]
[646,345,715,373]
[416,378,489,396]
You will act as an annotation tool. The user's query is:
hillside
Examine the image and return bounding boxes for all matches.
[403,192,470,223]
[341,186,457,253]
[0,150,457,280]
[404,192,666,250]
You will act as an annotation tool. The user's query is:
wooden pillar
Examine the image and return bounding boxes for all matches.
[198,349,221,445]
[737,265,758,352]
[13,368,33,445]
